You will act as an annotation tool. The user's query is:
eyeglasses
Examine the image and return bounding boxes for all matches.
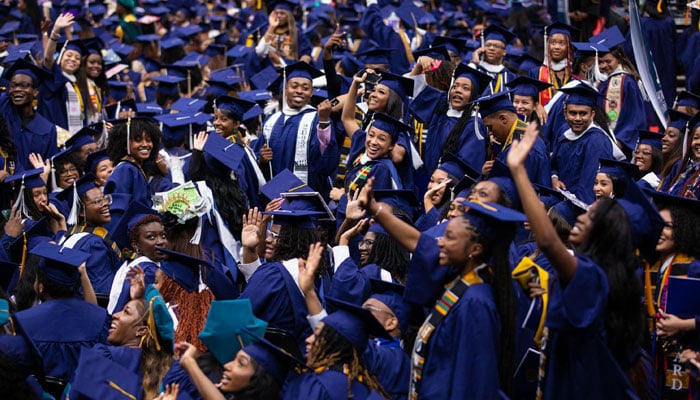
[85,194,112,207]
[484,42,506,49]
[358,239,375,249]
[266,229,280,240]
[9,82,34,90]
[59,166,79,175]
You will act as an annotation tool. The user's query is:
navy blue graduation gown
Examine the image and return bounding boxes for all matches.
[543,255,638,399]
[0,94,58,172]
[551,126,615,204]
[104,160,152,207]
[112,259,159,315]
[496,131,551,188]
[37,64,85,132]
[414,207,441,232]
[66,344,142,400]
[598,72,646,153]
[662,160,700,199]
[8,298,110,382]
[240,260,311,350]
[403,231,454,308]
[410,86,487,173]
[253,109,338,196]
[417,281,501,399]
[327,256,376,305]
[69,233,122,294]
[284,369,384,400]
[476,65,517,96]
[364,338,410,400]
[540,92,568,153]
[359,4,411,74]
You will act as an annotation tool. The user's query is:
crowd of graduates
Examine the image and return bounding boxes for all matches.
[2,0,700,399]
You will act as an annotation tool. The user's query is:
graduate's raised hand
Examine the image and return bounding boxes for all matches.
[507,121,539,171]
[4,205,23,238]
[29,153,50,176]
[339,218,368,246]
[53,12,74,33]
[175,342,199,366]
[241,207,263,249]
[192,131,208,151]
[298,242,323,295]
[317,99,332,122]
[345,188,366,220]
[42,202,67,233]
[356,177,377,214]
[126,265,146,300]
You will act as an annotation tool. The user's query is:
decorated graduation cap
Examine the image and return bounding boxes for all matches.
[452,63,492,95]
[505,76,553,99]
[460,200,527,242]
[598,158,640,182]
[676,90,700,109]
[30,242,90,288]
[71,348,141,400]
[110,201,161,250]
[472,89,516,118]
[432,35,467,55]
[2,59,51,85]
[376,70,414,99]
[156,247,204,293]
[589,26,626,51]
[369,112,411,142]
[323,296,391,352]
[198,299,268,365]
[241,329,306,386]
[437,153,472,180]
[214,95,257,121]
[482,24,516,44]
[281,191,335,221]
[637,130,663,150]
[356,47,390,66]
[560,82,602,108]
[368,278,408,335]
[259,169,313,202]
[152,74,184,96]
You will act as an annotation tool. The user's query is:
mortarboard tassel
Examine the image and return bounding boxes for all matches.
[126,117,132,155]
[67,183,79,226]
[682,120,689,161]
[19,233,27,278]
[12,175,28,219]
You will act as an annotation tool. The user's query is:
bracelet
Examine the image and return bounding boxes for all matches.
[372,204,383,218]
[318,121,330,128]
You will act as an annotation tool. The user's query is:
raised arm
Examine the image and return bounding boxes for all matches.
[341,72,366,139]
[44,13,74,69]
[508,122,578,282]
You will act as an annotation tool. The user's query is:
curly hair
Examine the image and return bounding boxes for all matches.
[232,357,282,400]
[365,232,410,283]
[270,224,319,262]
[576,198,644,377]
[307,324,389,399]
[425,59,454,92]
[106,118,162,167]
[660,203,700,260]
[128,214,164,251]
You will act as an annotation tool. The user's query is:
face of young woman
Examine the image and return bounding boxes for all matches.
[593,173,614,200]
[662,127,680,156]
[692,128,700,160]
[213,109,241,138]
[219,350,256,393]
[569,201,596,246]
[449,77,473,111]
[58,162,80,188]
[427,169,450,206]
[367,83,391,113]
[82,187,112,226]
[446,197,467,220]
[94,159,114,187]
[358,231,376,265]
[86,53,103,80]
[467,181,501,204]
[656,209,675,256]
[264,224,281,261]
[513,95,535,119]
[133,222,168,262]
[547,33,568,62]
[129,133,154,164]
[437,216,478,266]
[60,49,82,75]
[107,299,144,345]
[365,126,394,160]
[598,53,619,75]
[305,322,324,358]
[31,187,48,211]
[633,144,654,175]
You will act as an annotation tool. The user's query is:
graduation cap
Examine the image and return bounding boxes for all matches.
[64,126,98,150]
[242,329,306,386]
[324,296,391,352]
[259,169,313,202]
[170,97,207,113]
[238,89,274,105]
[156,111,210,145]
[273,0,299,11]
[71,348,141,400]
[280,191,335,221]
[110,201,161,250]
[172,25,204,40]
[412,45,450,61]
[506,76,553,99]
[534,184,566,209]
[202,131,247,177]
[452,63,492,95]
[204,44,226,57]
[156,247,203,292]
[368,278,408,335]
[369,112,411,142]
[461,200,527,242]
[6,168,46,219]
[453,174,479,199]
[30,242,90,287]
[82,37,105,56]
[667,109,691,131]
[437,152,472,180]
[268,61,323,94]
[198,299,268,365]
[356,48,390,66]
[471,89,516,118]
[676,90,700,109]
[84,149,110,175]
[59,39,88,58]
[487,159,521,210]
[136,102,164,117]
[515,53,541,74]
[263,203,326,229]
[572,41,609,59]
[375,70,414,99]
[598,158,640,182]
[160,37,185,51]
[544,21,578,39]
[58,173,100,226]
[482,24,516,44]
[104,98,137,120]
[144,285,175,353]
[432,36,467,55]
[0,21,20,37]
[152,75,184,96]
[637,130,663,151]
[110,41,135,58]
[589,26,626,50]
[106,80,133,102]
[338,53,364,76]
[1,58,51,86]
[373,189,420,218]
[560,82,602,108]
[225,44,254,58]
[8,218,51,268]
[214,95,256,121]
[646,189,700,214]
